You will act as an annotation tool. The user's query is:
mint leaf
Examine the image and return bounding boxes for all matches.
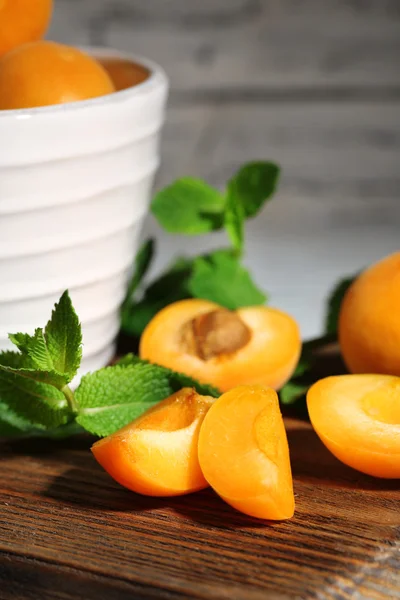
[143,257,193,301]
[151,178,225,234]
[117,354,220,397]
[75,363,174,436]
[0,347,68,389]
[121,258,193,337]
[188,250,266,310]
[121,239,155,314]
[45,290,82,380]
[224,190,245,254]
[280,381,310,405]
[325,276,356,336]
[0,399,40,437]
[8,291,82,383]
[0,362,70,429]
[228,161,280,219]
[76,360,220,437]
[9,328,55,372]
[0,365,68,389]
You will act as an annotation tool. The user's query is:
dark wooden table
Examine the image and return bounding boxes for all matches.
[1,414,399,600]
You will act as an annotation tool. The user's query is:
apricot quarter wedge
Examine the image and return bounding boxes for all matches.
[140,299,301,392]
[307,375,400,478]
[92,388,213,496]
[198,385,295,520]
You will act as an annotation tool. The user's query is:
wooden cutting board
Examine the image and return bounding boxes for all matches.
[1,414,399,600]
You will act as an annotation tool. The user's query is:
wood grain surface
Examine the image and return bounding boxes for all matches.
[1,415,399,600]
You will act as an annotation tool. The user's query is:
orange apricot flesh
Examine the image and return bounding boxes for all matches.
[139,299,301,392]
[307,375,400,478]
[198,385,295,520]
[91,388,213,496]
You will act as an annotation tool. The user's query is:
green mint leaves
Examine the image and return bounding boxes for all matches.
[0,291,82,437]
[151,161,280,255]
[224,162,280,252]
[8,290,82,384]
[0,292,220,440]
[75,360,219,437]
[43,290,83,378]
[152,178,225,235]
[188,250,266,309]
[228,162,280,220]
[121,161,278,338]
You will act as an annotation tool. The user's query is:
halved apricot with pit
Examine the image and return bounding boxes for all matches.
[307,375,400,478]
[140,299,301,392]
[198,385,295,520]
[92,388,213,496]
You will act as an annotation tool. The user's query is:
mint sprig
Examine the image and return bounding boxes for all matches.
[151,161,279,253]
[0,292,220,440]
[121,162,279,339]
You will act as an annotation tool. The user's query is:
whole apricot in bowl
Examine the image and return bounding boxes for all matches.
[0,40,115,110]
[0,0,53,57]
[338,252,400,376]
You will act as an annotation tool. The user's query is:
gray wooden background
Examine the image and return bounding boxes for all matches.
[50,0,400,339]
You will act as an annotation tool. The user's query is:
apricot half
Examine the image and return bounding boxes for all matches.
[91,388,213,496]
[338,251,400,376]
[307,375,400,478]
[198,385,295,520]
[140,299,301,392]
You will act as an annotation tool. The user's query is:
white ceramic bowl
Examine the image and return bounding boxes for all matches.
[0,49,168,380]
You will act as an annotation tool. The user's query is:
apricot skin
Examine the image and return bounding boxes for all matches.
[307,375,400,479]
[91,389,213,496]
[140,299,301,393]
[338,252,400,377]
[198,385,295,520]
[0,41,115,110]
[0,0,53,58]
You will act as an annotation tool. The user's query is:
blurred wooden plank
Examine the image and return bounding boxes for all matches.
[51,0,400,91]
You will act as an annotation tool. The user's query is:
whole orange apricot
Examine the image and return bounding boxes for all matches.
[0,0,53,57]
[338,252,400,376]
[140,299,301,393]
[0,41,115,110]
[307,374,400,478]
